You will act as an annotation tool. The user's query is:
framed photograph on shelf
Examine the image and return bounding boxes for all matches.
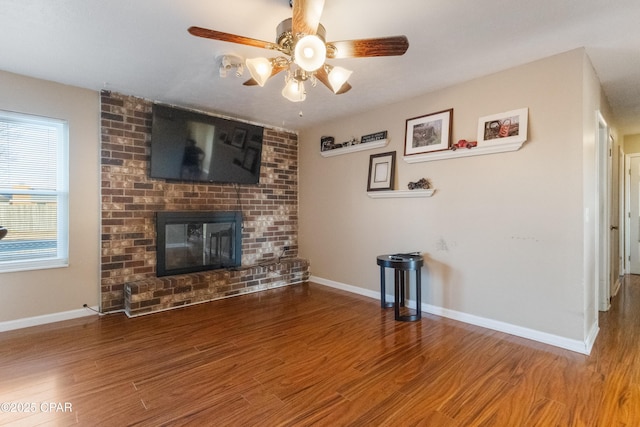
[477,108,528,146]
[367,151,396,191]
[404,109,453,156]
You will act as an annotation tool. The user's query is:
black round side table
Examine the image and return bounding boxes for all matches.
[377,253,424,322]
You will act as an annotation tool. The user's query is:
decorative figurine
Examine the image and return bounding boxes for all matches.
[451,139,477,150]
[343,137,358,147]
[408,178,430,190]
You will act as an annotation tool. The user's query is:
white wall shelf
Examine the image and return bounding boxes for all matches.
[320,139,389,157]
[367,189,435,199]
[403,141,525,163]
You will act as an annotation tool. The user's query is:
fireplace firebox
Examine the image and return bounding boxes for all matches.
[156,211,242,277]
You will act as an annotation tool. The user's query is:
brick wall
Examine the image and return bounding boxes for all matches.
[125,258,309,316]
[100,91,303,313]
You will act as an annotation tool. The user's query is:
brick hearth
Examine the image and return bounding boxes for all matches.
[125,258,309,317]
[100,91,306,314]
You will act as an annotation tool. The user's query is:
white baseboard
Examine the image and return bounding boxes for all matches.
[584,321,599,355]
[611,276,622,297]
[311,275,594,355]
[2,279,598,355]
[0,306,99,333]
[312,276,382,300]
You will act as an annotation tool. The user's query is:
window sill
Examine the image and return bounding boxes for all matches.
[0,258,69,274]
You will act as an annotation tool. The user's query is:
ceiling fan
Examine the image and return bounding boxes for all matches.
[188,0,409,102]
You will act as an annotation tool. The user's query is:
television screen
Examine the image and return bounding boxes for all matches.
[150,104,263,184]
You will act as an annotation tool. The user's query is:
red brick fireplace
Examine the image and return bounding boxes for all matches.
[100,91,308,315]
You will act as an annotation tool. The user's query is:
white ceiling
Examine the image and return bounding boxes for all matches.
[1,0,640,133]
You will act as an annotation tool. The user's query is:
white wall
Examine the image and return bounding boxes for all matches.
[0,70,100,323]
[299,49,604,346]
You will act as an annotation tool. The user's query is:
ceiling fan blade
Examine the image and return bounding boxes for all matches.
[327,36,409,59]
[243,63,288,86]
[315,67,352,94]
[292,0,325,36]
[188,26,274,50]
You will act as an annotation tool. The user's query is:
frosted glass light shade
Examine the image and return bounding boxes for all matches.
[246,57,273,87]
[294,35,326,72]
[282,79,306,102]
[327,66,352,93]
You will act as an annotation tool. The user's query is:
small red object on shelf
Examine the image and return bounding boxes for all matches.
[451,139,477,150]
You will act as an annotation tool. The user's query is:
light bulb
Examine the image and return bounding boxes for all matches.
[246,57,273,87]
[282,78,306,102]
[294,35,326,72]
[327,66,352,93]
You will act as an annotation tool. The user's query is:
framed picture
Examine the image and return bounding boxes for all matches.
[477,108,528,146]
[242,147,259,172]
[231,127,247,148]
[404,109,453,156]
[219,131,229,143]
[367,151,396,191]
[320,136,335,151]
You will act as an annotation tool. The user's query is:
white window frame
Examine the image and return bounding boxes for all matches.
[0,110,69,273]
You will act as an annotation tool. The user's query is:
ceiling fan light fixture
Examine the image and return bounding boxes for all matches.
[327,65,352,93]
[246,57,273,87]
[189,2,409,102]
[217,55,244,78]
[282,77,306,102]
[294,35,326,72]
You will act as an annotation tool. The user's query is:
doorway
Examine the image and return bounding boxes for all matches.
[625,154,640,274]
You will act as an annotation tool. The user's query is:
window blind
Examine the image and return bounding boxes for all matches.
[0,110,68,272]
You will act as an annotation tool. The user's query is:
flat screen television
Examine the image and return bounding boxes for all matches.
[150,104,264,184]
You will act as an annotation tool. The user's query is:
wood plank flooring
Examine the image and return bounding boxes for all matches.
[1,276,640,426]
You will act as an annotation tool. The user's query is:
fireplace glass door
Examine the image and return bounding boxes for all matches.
[156,211,242,276]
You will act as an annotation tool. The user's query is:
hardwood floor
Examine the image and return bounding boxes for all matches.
[1,277,640,426]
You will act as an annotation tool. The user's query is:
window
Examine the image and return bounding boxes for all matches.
[0,110,69,273]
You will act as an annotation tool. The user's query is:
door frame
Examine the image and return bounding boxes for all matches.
[617,144,625,280]
[596,111,611,312]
